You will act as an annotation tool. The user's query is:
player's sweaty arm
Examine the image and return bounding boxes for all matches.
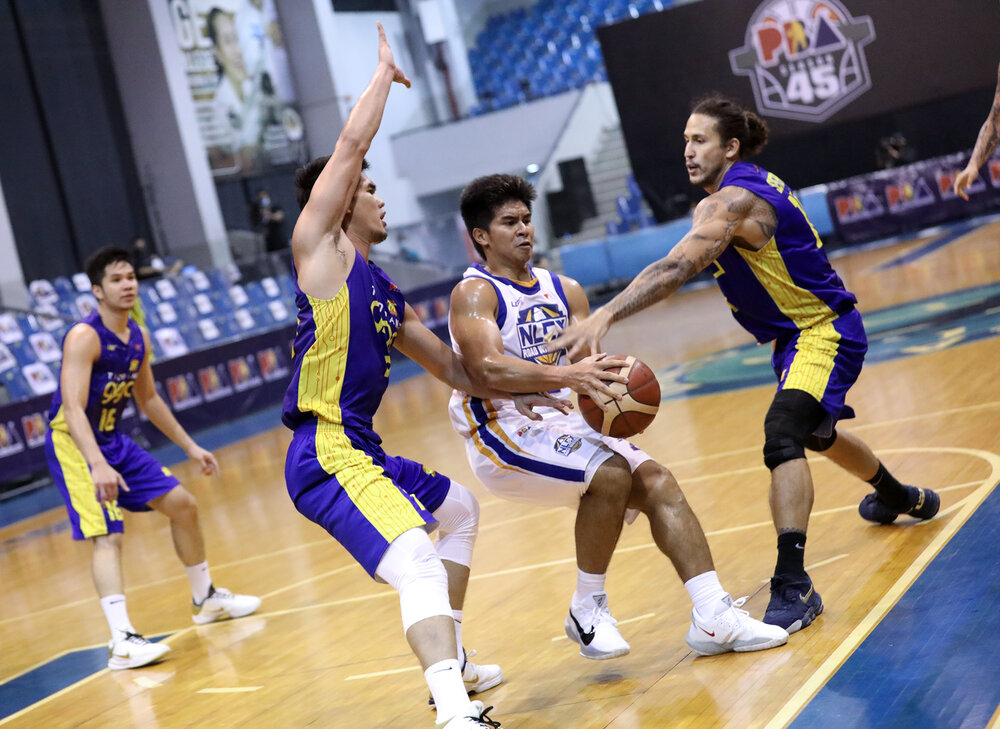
[552,186,756,360]
[448,277,626,403]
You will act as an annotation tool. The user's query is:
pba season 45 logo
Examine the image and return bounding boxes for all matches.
[729,0,875,123]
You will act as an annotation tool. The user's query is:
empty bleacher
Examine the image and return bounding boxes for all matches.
[468,0,673,115]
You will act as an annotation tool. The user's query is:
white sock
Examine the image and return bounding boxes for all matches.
[185,561,213,603]
[100,594,135,638]
[573,569,607,607]
[425,658,472,723]
[453,609,464,666]
[685,570,728,617]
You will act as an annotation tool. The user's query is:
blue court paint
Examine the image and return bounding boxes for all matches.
[789,483,1000,729]
[0,635,168,721]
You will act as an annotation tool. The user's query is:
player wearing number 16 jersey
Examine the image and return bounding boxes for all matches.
[46,247,259,671]
[549,96,941,636]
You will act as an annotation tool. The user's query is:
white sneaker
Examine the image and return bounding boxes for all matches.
[436,700,502,727]
[564,591,631,660]
[429,649,504,707]
[192,585,262,625]
[107,631,171,670]
[685,595,789,656]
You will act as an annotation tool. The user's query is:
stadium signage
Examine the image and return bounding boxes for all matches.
[729,0,876,122]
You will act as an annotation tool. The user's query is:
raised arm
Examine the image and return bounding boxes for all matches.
[292,23,410,287]
[132,329,218,476]
[955,62,1000,201]
[448,277,626,401]
[550,185,760,359]
[58,324,127,503]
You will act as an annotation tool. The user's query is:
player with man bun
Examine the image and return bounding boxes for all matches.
[551,95,941,635]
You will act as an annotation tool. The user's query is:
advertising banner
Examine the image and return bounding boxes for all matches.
[827,150,1000,244]
[0,325,295,490]
[167,0,308,177]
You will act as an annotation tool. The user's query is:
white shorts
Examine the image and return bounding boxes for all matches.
[462,411,653,509]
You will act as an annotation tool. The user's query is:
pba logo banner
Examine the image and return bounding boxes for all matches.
[198,364,233,402]
[228,356,262,391]
[166,373,203,411]
[729,0,875,122]
[0,420,24,457]
[21,412,47,448]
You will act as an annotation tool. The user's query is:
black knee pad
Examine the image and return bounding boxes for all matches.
[803,429,838,452]
[762,389,828,471]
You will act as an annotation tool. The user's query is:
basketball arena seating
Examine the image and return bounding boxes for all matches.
[468,0,672,116]
[561,186,835,290]
[0,263,297,405]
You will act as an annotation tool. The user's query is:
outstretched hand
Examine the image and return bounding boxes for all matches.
[953,163,978,201]
[377,21,411,88]
[547,308,614,362]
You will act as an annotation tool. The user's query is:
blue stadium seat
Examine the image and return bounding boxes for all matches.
[1,367,34,402]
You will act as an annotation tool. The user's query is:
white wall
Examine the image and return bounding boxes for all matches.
[392,89,582,198]
[313,10,433,227]
[0,175,27,309]
[99,0,230,270]
[532,83,621,247]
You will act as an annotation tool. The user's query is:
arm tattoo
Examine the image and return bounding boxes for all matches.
[971,63,1000,168]
[607,188,757,322]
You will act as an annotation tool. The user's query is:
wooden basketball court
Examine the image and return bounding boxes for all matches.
[2,218,999,728]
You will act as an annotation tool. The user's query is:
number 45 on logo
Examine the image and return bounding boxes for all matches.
[729,0,876,123]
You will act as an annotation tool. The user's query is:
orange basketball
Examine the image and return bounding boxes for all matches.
[577,355,660,438]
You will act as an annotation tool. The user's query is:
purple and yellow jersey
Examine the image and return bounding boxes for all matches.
[713,161,857,343]
[48,310,145,444]
[281,250,405,442]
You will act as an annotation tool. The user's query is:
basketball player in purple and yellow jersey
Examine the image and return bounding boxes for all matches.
[281,24,565,729]
[551,96,941,636]
[46,247,260,671]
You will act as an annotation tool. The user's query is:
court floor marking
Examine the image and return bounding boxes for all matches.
[1,449,994,725]
[0,475,984,688]
[665,399,1000,469]
[2,397,996,631]
[989,703,1000,729]
[763,446,1000,729]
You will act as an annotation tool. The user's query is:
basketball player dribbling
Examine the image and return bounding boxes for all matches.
[281,24,569,729]
[551,96,942,636]
[447,173,788,661]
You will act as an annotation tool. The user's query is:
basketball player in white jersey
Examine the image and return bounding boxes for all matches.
[447,174,788,659]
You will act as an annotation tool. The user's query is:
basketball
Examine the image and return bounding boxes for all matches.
[577,355,660,438]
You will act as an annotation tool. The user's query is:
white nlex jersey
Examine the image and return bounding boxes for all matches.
[448,264,572,437]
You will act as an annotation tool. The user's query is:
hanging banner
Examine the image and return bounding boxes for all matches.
[167,0,308,177]
[827,150,1000,244]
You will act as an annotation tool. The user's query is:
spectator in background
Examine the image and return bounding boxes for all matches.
[249,190,288,253]
[264,204,288,253]
[131,237,181,281]
[875,133,914,170]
